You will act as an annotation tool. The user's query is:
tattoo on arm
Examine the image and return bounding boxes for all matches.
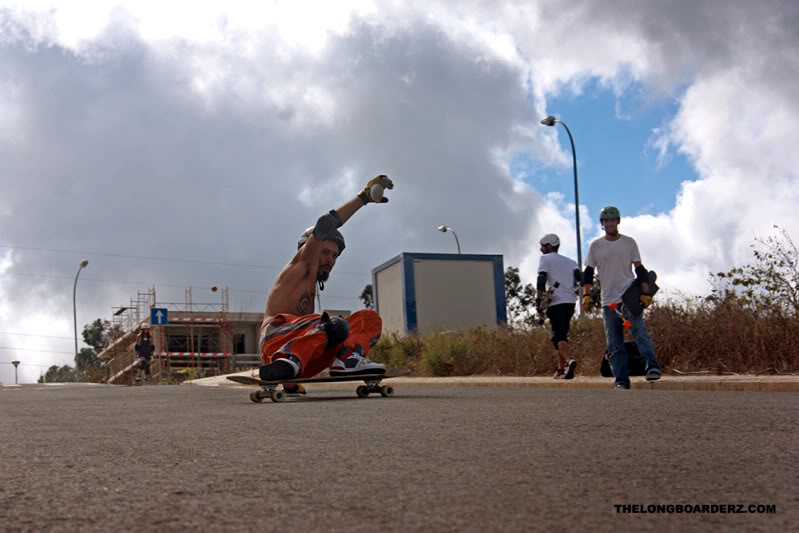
[297,290,314,315]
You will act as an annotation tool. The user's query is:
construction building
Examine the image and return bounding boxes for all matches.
[99,287,264,385]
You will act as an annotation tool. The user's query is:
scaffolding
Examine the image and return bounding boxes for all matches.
[104,286,234,384]
[111,287,157,334]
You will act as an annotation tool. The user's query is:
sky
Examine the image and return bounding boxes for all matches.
[1,0,797,383]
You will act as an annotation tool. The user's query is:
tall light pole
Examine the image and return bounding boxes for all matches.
[541,115,583,314]
[73,259,89,359]
[437,225,461,254]
[12,360,20,384]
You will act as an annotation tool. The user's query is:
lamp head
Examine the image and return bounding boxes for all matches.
[79,259,89,268]
[437,226,448,232]
[540,116,557,126]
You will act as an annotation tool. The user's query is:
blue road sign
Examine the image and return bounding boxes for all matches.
[151,308,168,325]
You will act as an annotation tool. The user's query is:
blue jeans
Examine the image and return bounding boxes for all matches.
[602,304,660,386]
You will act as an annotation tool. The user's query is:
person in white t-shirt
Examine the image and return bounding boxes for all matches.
[536,233,580,379]
[581,206,661,389]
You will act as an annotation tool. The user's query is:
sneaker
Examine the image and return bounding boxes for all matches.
[614,382,630,390]
[283,384,306,397]
[553,368,565,379]
[563,359,577,380]
[259,358,300,381]
[330,353,385,376]
[645,368,662,382]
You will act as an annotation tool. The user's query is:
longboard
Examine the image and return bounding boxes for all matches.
[227,369,411,403]
[621,271,659,317]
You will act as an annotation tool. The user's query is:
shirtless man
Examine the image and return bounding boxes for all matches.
[258,175,394,394]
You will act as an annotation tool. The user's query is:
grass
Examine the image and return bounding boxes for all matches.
[367,300,799,376]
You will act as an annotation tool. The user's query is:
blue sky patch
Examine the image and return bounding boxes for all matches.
[517,79,698,220]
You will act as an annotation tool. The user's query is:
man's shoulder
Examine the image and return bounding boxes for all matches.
[552,252,577,268]
[537,254,551,270]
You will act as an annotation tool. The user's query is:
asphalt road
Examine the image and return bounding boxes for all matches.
[1,383,796,532]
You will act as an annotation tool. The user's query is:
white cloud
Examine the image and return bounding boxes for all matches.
[0,0,798,381]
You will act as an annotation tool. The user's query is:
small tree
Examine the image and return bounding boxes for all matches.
[360,284,374,310]
[75,318,123,381]
[710,226,799,315]
[38,365,77,383]
[504,267,537,327]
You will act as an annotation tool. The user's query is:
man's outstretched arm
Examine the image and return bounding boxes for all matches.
[334,174,394,226]
[295,175,394,264]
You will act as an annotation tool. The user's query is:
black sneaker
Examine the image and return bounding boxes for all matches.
[614,382,630,390]
[646,368,661,381]
[259,358,300,381]
[563,359,577,380]
[553,368,565,379]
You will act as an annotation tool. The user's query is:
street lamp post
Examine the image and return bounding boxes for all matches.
[541,115,583,314]
[73,259,89,359]
[437,226,461,254]
[12,360,20,384]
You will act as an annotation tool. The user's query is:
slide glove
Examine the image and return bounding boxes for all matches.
[640,294,653,309]
[358,175,394,204]
[582,294,593,313]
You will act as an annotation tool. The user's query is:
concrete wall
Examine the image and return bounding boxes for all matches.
[414,259,497,335]
[375,260,405,333]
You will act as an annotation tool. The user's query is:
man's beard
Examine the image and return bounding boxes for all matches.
[606,228,619,236]
[317,269,330,282]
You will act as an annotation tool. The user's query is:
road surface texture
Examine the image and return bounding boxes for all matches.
[1,383,796,531]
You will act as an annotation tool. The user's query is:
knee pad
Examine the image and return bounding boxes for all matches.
[322,315,350,349]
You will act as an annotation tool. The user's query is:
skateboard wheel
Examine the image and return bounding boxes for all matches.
[380,385,394,397]
[271,390,286,403]
[249,391,263,403]
[356,385,370,398]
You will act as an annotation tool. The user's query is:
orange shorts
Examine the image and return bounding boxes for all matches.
[259,309,382,379]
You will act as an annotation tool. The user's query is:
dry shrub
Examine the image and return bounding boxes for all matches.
[647,300,799,374]
[368,298,799,376]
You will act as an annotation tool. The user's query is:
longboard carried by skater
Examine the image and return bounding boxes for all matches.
[256,174,397,396]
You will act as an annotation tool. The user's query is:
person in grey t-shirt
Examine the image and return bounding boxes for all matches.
[581,206,661,389]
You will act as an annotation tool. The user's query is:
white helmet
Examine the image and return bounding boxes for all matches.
[141,322,151,330]
[539,233,560,247]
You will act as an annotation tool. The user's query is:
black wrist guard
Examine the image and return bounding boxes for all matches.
[582,266,594,286]
[358,191,369,205]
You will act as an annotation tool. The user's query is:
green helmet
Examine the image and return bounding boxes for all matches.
[599,206,621,221]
